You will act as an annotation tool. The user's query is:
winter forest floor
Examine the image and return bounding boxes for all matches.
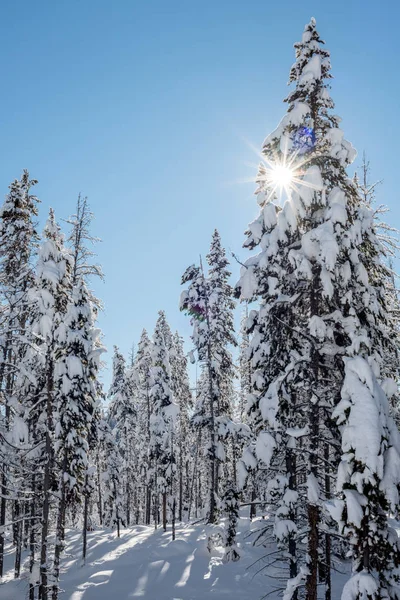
[0,515,354,600]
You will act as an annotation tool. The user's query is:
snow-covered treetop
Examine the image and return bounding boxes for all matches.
[108,345,136,427]
[151,311,172,377]
[260,16,355,191]
[136,328,152,360]
[0,170,39,289]
[37,209,72,286]
[287,17,332,104]
[207,229,230,282]
[109,345,126,399]
[34,208,73,337]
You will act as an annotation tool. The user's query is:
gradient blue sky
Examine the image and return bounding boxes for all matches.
[1,0,399,387]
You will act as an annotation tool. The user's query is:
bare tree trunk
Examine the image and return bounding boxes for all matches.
[146,486,151,525]
[162,492,167,531]
[96,451,103,526]
[29,474,37,600]
[172,497,176,541]
[198,469,202,516]
[249,474,257,520]
[126,480,131,527]
[114,480,120,538]
[153,472,158,530]
[14,501,22,579]
[178,438,183,522]
[185,459,190,520]
[232,438,237,486]
[82,475,89,564]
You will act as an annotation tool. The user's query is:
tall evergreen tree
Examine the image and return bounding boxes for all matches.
[149,311,177,531]
[181,231,236,522]
[32,209,72,600]
[170,332,193,521]
[132,329,153,524]
[236,17,400,600]
[52,278,103,598]
[0,171,39,578]
[108,345,137,526]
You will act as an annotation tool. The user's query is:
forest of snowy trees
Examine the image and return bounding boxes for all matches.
[1,17,400,600]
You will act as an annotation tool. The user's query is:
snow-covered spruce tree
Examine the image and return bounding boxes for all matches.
[180,231,236,523]
[29,209,72,600]
[51,278,103,598]
[108,345,137,525]
[238,307,252,423]
[236,17,400,600]
[332,358,400,600]
[170,332,193,521]
[108,346,127,423]
[237,308,259,519]
[149,311,177,531]
[181,262,219,522]
[221,481,241,563]
[189,368,208,518]
[0,171,39,578]
[354,155,400,406]
[98,416,125,536]
[131,329,153,524]
[206,230,237,419]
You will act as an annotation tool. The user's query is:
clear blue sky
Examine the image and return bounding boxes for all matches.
[1,0,399,388]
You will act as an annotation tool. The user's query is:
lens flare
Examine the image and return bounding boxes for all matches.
[269,164,294,189]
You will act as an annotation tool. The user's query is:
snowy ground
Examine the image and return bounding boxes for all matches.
[0,517,352,600]
[0,518,273,600]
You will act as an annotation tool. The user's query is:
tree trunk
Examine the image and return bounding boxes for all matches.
[14,501,22,579]
[249,474,257,520]
[172,497,176,541]
[307,504,319,600]
[185,459,190,520]
[306,270,320,600]
[40,434,51,600]
[146,486,151,525]
[29,474,37,600]
[126,480,131,527]
[153,472,158,530]
[286,447,298,592]
[0,469,7,579]
[82,475,89,564]
[322,442,331,600]
[178,438,183,522]
[113,480,120,538]
[96,451,103,526]
[208,380,216,523]
[40,353,55,600]
[162,492,167,531]
[53,450,69,600]
[0,343,12,579]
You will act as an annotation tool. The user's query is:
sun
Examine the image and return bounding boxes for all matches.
[241,134,322,205]
[269,164,294,190]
